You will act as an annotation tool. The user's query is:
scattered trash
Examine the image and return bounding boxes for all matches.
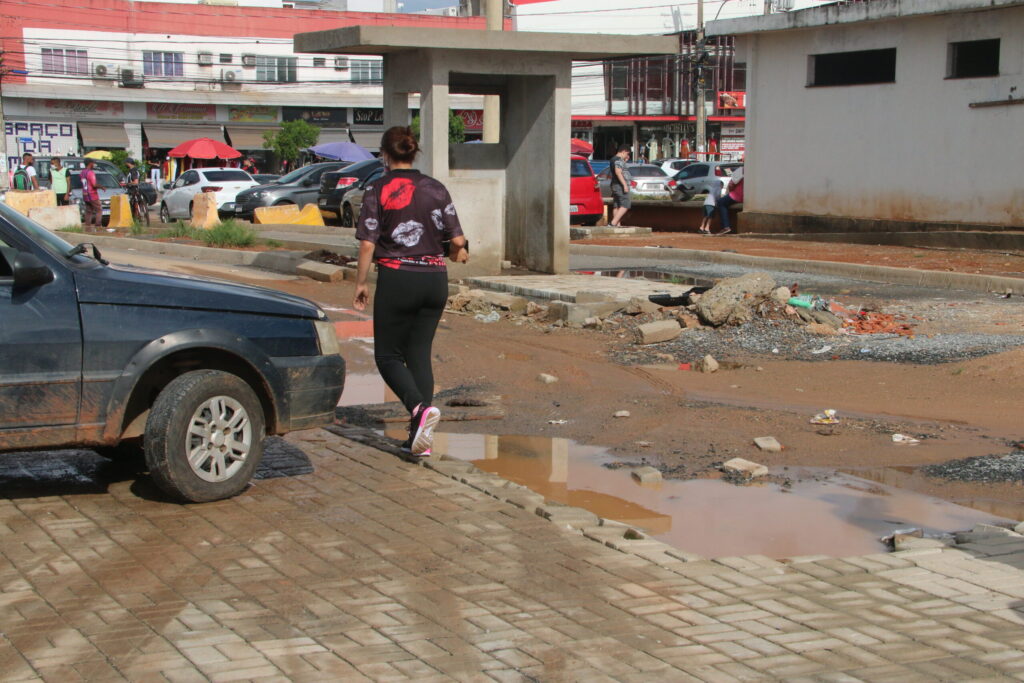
[892,433,921,446]
[721,457,768,479]
[788,295,813,309]
[810,345,833,355]
[636,441,652,447]
[613,410,631,418]
[677,362,692,371]
[547,419,567,425]
[753,436,783,453]
[631,466,663,484]
[771,348,779,354]
[537,373,559,384]
[860,348,871,354]
[810,409,839,425]
[105,228,116,232]
[475,311,500,323]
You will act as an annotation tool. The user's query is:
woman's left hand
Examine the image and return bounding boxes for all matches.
[452,247,469,264]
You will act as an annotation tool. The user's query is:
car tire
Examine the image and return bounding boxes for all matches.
[678,192,693,202]
[188,202,194,219]
[144,369,266,503]
[341,203,354,228]
[160,203,171,223]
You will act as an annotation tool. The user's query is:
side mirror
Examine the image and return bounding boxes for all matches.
[13,252,54,289]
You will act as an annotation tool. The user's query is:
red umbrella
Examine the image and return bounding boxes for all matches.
[168,137,242,160]
[570,138,593,156]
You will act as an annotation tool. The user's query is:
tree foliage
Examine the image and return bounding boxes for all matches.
[410,111,466,144]
[263,120,320,165]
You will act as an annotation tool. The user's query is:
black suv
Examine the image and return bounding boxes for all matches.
[233,162,349,220]
[0,203,346,502]
[318,159,384,226]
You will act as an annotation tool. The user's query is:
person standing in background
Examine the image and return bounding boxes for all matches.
[50,158,69,205]
[81,158,103,230]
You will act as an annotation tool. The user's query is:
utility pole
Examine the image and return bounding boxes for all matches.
[0,50,8,191]
[695,0,706,160]
[482,0,502,143]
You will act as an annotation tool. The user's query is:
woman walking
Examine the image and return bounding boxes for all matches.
[353,126,469,456]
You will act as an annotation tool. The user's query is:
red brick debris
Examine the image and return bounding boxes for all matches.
[843,310,916,336]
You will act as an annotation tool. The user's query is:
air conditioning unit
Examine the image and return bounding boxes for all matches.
[333,56,349,70]
[221,68,243,82]
[241,54,256,67]
[92,62,117,79]
[197,52,214,66]
[120,68,144,88]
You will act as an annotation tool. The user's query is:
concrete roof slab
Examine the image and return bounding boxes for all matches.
[294,25,677,60]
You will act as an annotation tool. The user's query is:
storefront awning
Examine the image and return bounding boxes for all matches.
[316,128,351,145]
[226,126,276,150]
[78,122,129,149]
[349,130,381,152]
[144,124,224,149]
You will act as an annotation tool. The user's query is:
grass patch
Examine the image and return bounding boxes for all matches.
[262,238,284,248]
[58,225,84,233]
[199,220,257,248]
[166,221,199,239]
[129,220,147,236]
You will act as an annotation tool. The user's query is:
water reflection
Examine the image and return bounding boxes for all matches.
[406,431,1012,559]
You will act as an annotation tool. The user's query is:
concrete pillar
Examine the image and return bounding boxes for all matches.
[483,0,502,143]
[382,53,413,130]
[418,61,450,178]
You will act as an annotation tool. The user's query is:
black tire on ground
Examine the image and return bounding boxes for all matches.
[144,369,266,503]
[583,217,600,226]
[159,203,171,224]
[341,203,354,228]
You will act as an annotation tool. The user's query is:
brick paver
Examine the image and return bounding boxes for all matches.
[2,430,1023,681]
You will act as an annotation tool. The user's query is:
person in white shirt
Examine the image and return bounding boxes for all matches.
[14,153,39,190]
[698,177,724,234]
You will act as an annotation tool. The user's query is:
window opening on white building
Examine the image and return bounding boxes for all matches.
[144,51,184,77]
[41,48,87,75]
[256,56,297,83]
[948,39,1000,79]
[808,48,896,87]
[350,59,382,83]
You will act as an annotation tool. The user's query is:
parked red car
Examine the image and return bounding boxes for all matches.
[569,155,603,226]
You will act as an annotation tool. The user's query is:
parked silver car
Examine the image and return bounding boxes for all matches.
[657,157,698,177]
[597,163,673,199]
[671,162,743,201]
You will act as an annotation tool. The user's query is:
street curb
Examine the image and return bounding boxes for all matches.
[570,243,1023,294]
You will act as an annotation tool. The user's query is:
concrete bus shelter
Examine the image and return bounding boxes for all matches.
[294,26,676,275]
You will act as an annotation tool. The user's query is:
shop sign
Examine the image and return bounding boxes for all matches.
[5,120,78,169]
[228,106,278,123]
[146,103,216,120]
[720,138,745,152]
[571,119,594,130]
[721,124,745,137]
[351,108,384,126]
[39,100,124,117]
[717,91,746,110]
[282,107,348,126]
[454,109,483,132]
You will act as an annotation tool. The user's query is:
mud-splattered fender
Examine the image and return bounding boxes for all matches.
[99,328,285,443]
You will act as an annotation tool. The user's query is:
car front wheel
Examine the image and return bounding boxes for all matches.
[341,203,354,228]
[159,203,171,223]
[144,369,266,503]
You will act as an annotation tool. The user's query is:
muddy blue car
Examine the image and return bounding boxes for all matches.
[0,202,345,502]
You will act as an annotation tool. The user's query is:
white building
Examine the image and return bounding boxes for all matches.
[709,0,1024,232]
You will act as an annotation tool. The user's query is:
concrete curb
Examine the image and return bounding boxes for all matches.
[570,243,1023,294]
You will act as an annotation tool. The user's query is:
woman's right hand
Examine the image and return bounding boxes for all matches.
[353,283,370,311]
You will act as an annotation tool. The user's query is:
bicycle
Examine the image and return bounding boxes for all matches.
[127,185,150,226]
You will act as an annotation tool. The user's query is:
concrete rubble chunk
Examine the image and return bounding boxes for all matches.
[895,535,947,551]
[526,301,546,316]
[296,260,345,283]
[771,286,792,303]
[613,410,631,418]
[583,316,601,328]
[696,271,776,327]
[575,290,620,304]
[636,320,681,345]
[627,296,663,315]
[676,312,702,329]
[806,322,840,336]
[695,354,719,373]
[537,373,559,384]
[721,457,768,479]
[623,528,646,540]
[753,436,782,453]
[631,466,662,483]
[809,309,843,329]
[1015,520,1024,535]
[480,291,528,315]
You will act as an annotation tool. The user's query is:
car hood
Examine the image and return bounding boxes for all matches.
[239,183,287,195]
[75,263,323,319]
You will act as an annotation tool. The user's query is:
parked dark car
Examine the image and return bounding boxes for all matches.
[0,202,346,503]
[318,159,385,226]
[331,162,386,228]
[233,162,349,220]
[251,174,280,185]
[33,156,158,206]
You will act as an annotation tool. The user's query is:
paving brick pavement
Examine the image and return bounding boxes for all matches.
[1,429,1023,681]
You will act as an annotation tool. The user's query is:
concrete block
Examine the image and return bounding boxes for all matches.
[695,354,720,373]
[631,466,663,483]
[27,205,80,230]
[296,260,345,283]
[107,194,133,228]
[254,204,301,225]
[480,291,528,314]
[722,457,769,478]
[537,373,558,384]
[576,290,620,304]
[1015,521,1024,535]
[190,193,220,229]
[627,296,663,315]
[636,320,681,344]
[4,189,56,216]
[753,436,782,453]
[296,203,326,226]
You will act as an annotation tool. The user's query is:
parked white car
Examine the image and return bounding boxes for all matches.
[159,168,259,222]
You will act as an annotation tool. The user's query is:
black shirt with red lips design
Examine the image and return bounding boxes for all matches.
[355,168,464,272]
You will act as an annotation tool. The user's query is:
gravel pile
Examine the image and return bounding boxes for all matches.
[611,315,1024,365]
[921,451,1024,484]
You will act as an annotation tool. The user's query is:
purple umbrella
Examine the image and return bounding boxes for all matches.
[308,141,374,161]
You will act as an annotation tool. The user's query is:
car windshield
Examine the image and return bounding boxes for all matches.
[202,170,253,182]
[69,172,121,190]
[0,201,76,258]
[570,159,593,177]
[276,166,314,184]
[630,166,667,177]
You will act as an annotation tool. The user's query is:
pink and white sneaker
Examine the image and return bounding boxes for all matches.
[410,405,441,456]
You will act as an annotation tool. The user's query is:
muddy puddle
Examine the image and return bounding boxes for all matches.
[385,430,1013,559]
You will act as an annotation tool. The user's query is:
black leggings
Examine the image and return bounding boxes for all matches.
[373,267,448,413]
